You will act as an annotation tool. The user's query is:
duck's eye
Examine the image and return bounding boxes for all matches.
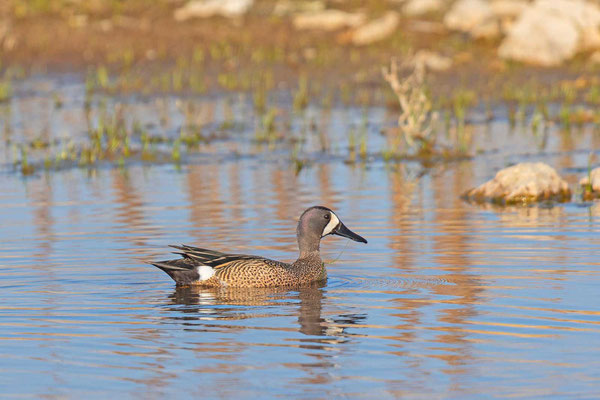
[324,214,330,220]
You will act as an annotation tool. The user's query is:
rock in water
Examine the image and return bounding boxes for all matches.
[463,162,571,204]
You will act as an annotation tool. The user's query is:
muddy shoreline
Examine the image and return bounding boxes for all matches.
[2,7,593,103]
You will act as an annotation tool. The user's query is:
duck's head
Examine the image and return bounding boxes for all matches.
[297,206,367,255]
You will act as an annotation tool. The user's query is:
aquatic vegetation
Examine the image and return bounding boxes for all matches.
[19,145,34,175]
[290,141,307,175]
[52,92,63,109]
[358,111,368,160]
[382,57,438,156]
[171,138,181,163]
[0,73,12,103]
[96,66,110,89]
[347,125,357,163]
[293,75,309,112]
[255,107,278,143]
[4,6,600,178]
[581,153,595,200]
[451,89,476,151]
[530,108,543,136]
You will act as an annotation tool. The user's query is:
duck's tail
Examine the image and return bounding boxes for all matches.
[148,258,202,285]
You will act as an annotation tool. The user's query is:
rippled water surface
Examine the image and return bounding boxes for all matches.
[2,75,600,399]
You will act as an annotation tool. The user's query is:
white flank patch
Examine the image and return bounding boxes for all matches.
[322,212,340,237]
[196,265,215,281]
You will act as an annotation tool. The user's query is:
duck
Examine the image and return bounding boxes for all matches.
[150,206,367,287]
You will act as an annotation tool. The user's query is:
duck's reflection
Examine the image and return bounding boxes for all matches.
[165,284,366,339]
[154,284,367,389]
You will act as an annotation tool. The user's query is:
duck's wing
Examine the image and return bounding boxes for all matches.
[150,244,288,285]
[169,244,281,269]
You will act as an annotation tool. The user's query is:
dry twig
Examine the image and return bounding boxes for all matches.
[382,57,437,153]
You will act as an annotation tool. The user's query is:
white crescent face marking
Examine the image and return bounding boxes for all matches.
[322,212,340,237]
[197,265,215,281]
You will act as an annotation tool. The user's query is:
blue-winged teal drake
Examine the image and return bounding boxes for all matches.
[150,206,367,287]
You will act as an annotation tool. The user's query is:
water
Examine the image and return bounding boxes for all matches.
[1,75,600,399]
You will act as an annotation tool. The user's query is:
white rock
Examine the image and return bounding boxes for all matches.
[499,0,600,66]
[413,50,452,71]
[471,18,500,39]
[293,9,366,31]
[444,0,495,33]
[498,5,579,66]
[351,12,399,45]
[490,0,528,19]
[407,20,446,34]
[174,0,254,21]
[403,0,444,16]
[589,50,600,64]
[273,0,325,16]
[0,19,14,51]
[0,19,10,43]
[579,167,600,191]
[464,162,572,204]
[534,0,600,50]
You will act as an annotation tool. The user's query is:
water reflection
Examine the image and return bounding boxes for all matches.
[30,175,55,263]
[166,285,366,339]
[160,284,370,391]
[3,74,600,398]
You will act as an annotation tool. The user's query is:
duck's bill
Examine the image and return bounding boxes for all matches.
[333,222,368,244]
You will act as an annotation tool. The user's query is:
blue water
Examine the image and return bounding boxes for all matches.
[1,75,600,399]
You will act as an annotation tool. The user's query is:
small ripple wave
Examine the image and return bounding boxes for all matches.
[327,274,455,290]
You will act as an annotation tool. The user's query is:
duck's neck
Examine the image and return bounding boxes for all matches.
[297,226,322,260]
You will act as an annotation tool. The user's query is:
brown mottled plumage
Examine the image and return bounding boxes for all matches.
[150,206,367,288]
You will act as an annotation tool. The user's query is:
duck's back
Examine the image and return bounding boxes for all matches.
[151,245,325,288]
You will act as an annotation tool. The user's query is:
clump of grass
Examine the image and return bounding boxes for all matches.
[586,85,600,104]
[451,89,476,152]
[171,138,181,163]
[30,136,49,149]
[172,69,184,92]
[558,105,572,131]
[220,98,235,131]
[347,125,357,163]
[252,72,273,113]
[189,72,206,93]
[582,153,597,200]
[293,75,309,112]
[52,92,63,108]
[358,111,368,160]
[507,104,516,129]
[139,128,156,161]
[255,107,278,143]
[19,145,35,175]
[382,57,438,156]
[531,109,543,136]
[180,126,205,149]
[0,76,12,103]
[290,141,306,175]
[96,66,110,89]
